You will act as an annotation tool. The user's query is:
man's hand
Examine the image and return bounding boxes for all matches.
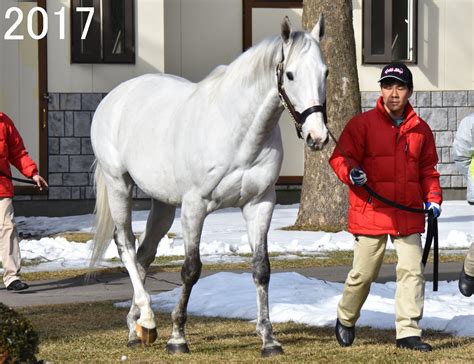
[349,168,367,186]
[424,202,441,218]
[32,174,48,191]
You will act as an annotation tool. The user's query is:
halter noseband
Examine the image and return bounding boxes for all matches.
[276,47,327,139]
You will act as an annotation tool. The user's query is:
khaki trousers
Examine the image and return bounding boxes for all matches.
[0,198,22,287]
[337,234,425,339]
[464,243,474,276]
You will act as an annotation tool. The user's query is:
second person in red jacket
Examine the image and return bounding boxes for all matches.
[0,112,48,291]
[329,63,442,351]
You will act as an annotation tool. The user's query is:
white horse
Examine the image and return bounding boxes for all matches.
[90,17,328,356]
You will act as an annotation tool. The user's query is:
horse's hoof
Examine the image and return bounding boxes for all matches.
[127,339,142,348]
[166,343,190,354]
[261,345,284,357]
[135,324,158,345]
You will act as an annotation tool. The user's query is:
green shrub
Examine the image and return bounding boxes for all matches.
[0,303,39,363]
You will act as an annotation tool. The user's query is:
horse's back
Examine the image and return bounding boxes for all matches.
[91,73,195,163]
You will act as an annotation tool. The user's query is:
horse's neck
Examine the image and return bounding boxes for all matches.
[224,80,283,161]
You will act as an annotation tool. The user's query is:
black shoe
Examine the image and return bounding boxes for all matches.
[459,266,474,297]
[396,336,432,352]
[6,280,29,291]
[335,319,355,347]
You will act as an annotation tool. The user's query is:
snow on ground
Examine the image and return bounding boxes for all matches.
[4,200,473,337]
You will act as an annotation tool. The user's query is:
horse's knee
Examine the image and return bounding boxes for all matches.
[181,255,202,285]
[253,253,270,286]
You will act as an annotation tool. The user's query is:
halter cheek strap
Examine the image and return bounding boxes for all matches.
[276,47,327,139]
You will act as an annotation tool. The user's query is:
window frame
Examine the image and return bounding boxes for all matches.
[70,0,135,64]
[362,0,418,64]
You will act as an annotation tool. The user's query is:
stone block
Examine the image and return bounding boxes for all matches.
[457,107,474,123]
[437,162,458,175]
[451,175,464,188]
[60,138,81,154]
[71,187,81,199]
[48,93,60,110]
[431,92,442,107]
[436,131,454,147]
[361,92,379,108]
[81,138,94,154]
[65,112,74,136]
[48,186,71,200]
[70,155,95,172]
[74,112,92,137]
[48,173,63,186]
[48,138,59,155]
[49,155,69,172]
[63,173,89,186]
[469,91,474,106]
[84,186,95,199]
[48,112,64,137]
[60,93,81,110]
[441,148,451,163]
[439,175,451,188]
[416,92,430,107]
[82,93,103,111]
[443,91,468,107]
[419,108,448,130]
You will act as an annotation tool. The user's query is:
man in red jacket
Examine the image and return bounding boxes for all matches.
[0,112,48,291]
[329,63,442,351]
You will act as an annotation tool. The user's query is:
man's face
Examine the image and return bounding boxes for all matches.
[380,80,412,117]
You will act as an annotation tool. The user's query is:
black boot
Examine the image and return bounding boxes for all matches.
[6,280,29,291]
[459,266,474,297]
[396,336,432,352]
[335,319,355,347]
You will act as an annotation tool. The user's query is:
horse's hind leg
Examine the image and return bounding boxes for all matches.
[242,189,283,357]
[127,199,176,346]
[105,172,157,345]
[167,194,206,354]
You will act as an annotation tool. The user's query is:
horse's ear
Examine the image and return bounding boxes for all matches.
[281,16,292,44]
[311,14,325,42]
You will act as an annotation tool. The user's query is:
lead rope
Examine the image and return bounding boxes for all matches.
[326,128,439,291]
[0,172,37,185]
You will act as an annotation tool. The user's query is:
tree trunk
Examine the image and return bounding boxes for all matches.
[295,0,361,232]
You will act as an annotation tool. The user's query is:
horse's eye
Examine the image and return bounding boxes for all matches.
[324,70,329,78]
[286,72,294,81]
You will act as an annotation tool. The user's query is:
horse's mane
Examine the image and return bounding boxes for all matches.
[198,31,310,94]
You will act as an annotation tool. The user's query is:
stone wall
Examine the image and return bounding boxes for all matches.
[15,91,474,201]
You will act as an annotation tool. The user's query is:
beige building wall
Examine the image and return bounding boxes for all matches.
[0,0,40,177]
[47,0,165,93]
[354,0,473,91]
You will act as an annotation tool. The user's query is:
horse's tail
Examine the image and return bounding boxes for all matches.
[90,161,115,269]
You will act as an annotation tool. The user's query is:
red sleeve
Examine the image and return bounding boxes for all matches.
[3,114,38,178]
[329,115,366,185]
[419,125,443,205]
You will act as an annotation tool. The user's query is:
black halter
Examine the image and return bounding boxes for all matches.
[276,50,327,139]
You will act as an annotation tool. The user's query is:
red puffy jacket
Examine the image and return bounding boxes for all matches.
[0,113,38,197]
[329,97,442,236]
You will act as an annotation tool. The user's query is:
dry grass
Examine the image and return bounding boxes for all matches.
[19,248,465,282]
[20,301,473,363]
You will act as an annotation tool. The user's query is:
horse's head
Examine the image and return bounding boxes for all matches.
[277,16,329,151]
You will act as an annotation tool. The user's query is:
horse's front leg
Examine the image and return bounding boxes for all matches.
[166,195,206,354]
[242,189,283,357]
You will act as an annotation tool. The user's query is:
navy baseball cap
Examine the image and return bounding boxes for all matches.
[378,63,413,88]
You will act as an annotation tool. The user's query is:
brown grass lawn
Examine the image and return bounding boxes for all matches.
[21,301,473,363]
